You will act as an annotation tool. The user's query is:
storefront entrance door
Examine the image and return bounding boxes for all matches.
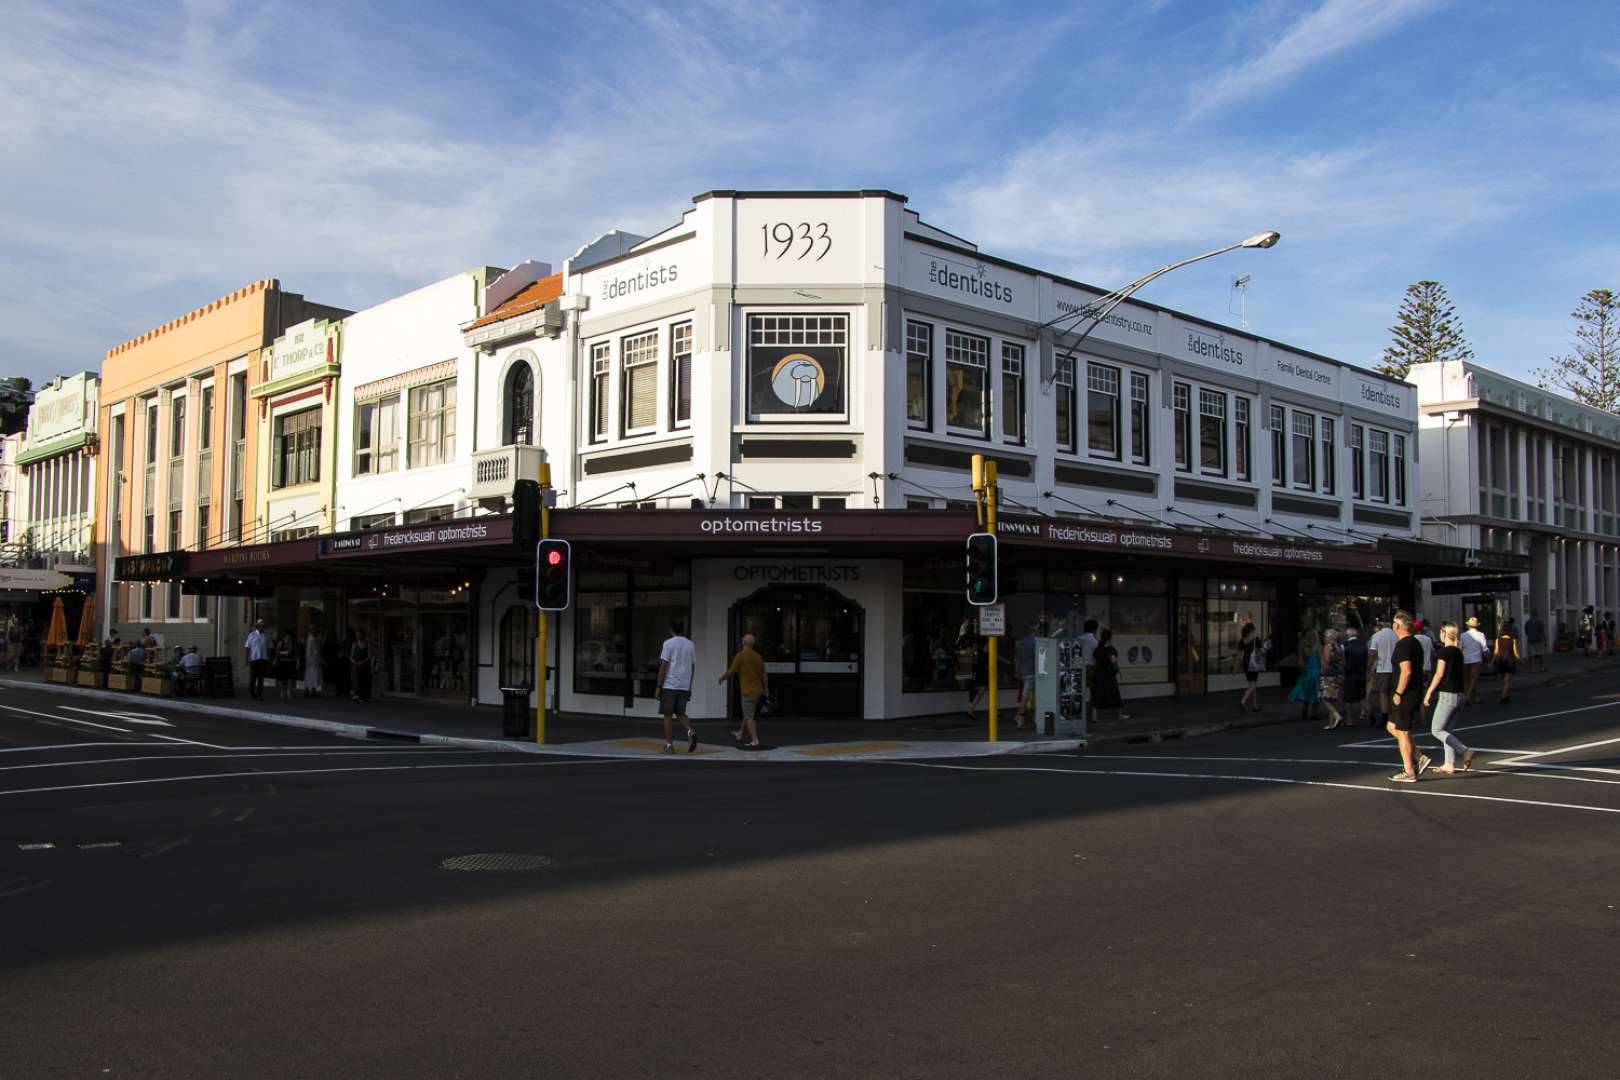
[1176,597,1206,696]
[730,586,863,718]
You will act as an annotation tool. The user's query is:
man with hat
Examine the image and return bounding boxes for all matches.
[244,619,271,700]
[1460,616,1489,706]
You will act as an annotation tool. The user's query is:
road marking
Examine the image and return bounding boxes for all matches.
[234,808,254,822]
[796,742,913,757]
[1339,699,1620,748]
[139,838,190,858]
[877,761,1620,817]
[0,704,132,733]
[17,842,54,851]
[1084,754,1391,767]
[59,706,175,727]
[0,879,51,899]
[1492,733,1620,763]
[143,732,229,749]
[0,749,514,774]
[611,739,726,756]
[0,756,663,797]
[76,841,121,850]
[0,743,137,754]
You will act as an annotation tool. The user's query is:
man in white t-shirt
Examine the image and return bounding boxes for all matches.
[1076,620,1099,723]
[1460,616,1488,705]
[657,618,698,753]
[1367,618,1398,727]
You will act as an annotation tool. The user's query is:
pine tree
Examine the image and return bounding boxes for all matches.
[1377,280,1474,380]
[1536,289,1620,413]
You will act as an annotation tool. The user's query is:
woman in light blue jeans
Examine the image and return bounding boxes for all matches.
[1423,622,1476,775]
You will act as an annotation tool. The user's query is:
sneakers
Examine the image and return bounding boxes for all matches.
[1417,754,1433,776]
[663,741,674,754]
[687,729,699,753]
[1389,771,1417,783]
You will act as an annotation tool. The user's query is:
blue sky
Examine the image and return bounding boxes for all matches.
[2,0,1616,389]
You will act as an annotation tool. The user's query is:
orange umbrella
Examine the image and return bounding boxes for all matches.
[75,593,97,649]
[45,596,68,648]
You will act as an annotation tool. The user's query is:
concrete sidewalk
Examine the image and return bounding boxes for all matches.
[3,649,1610,761]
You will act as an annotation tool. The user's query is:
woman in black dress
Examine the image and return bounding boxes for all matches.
[350,629,373,703]
[272,631,297,700]
[1092,628,1123,713]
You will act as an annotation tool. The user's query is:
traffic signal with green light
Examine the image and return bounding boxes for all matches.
[964,532,998,606]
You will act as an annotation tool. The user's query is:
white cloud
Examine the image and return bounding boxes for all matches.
[1187,0,1445,118]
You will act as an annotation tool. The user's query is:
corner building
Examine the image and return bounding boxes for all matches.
[121,191,1479,717]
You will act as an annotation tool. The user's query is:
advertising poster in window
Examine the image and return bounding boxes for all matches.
[1110,595,1169,685]
[748,345,846,418]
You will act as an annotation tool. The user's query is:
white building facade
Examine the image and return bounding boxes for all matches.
[1414,359,1620,642]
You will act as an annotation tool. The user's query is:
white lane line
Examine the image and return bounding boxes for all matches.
[0,880,51,899]
[1084,752,1620,787]
[1340,699,1620,748]
[1084,754,1390,766]
[59,707,175,728]
[139,838,190,859]
[0,741,475,755]
[0,756,663,797]
[878,761,1620,817]
[0,742,139,754]
[1493,734,1620,763]
[0,749,510,773]
[0,704,132,733]
[143,732,229,749]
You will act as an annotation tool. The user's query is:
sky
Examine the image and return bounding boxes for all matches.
[1,0,1617,390]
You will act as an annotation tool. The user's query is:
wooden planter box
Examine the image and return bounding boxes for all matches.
[140,675,173,696]
[45,666,69,684]
[106,673,133,691]
[77,669,103,687]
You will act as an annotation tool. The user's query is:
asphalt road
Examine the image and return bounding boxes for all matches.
[2,677,1618,1079]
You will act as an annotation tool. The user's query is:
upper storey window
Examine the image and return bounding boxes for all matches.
[746,313,848,423]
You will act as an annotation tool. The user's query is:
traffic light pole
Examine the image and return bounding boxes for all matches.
[985,460,998,744]
[536,462,551,745]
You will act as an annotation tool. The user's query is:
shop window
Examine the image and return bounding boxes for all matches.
[1290,410,1315,489]
[1086,363,1120,459]
[573,567,690,700]
[589,342,610,442]
[620,329,659,436]
[1235,398,1251,481]
[945,329,990,436]
[1054,356,1076,453]
[504,362,534,446]
[273,407,321,488]
[408,379,456,467]
[1270,404,1286,487]
[1393,433,1407,505]
[500,605,535,689]
[1204,579,1277,676]
[905,320,931,428]
[1002,342,1025,445]
[1369,429,1389,502]
[1320,417,1336,495]
[1350,424,1365,499]
[1129,371,1149,465]
[670,322,693,428]
[747,313,848,421]
[355,395,399,476]
[1173,382,1191,471]
[1199,389,1227,476]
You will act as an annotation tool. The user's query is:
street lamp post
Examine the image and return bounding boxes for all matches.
[1037,231,1281,387]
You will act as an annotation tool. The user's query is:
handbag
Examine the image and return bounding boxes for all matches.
[758,694,774,716]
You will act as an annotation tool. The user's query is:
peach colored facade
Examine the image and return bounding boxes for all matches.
[95,280,348,654]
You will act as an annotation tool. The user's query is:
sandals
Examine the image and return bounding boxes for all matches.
[1461,750,1476,772]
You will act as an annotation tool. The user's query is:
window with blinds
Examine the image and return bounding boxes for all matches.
[671,322,693,427]
[590,342,610,442]
[621,330,659,435]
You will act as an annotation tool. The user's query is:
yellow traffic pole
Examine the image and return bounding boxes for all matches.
[985,459,998,744]
[536,462,551,745]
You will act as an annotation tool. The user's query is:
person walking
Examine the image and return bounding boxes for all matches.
[303,627,325,698]
[1341,625,1368,726]
[719,632,769,749]
[1597,618,1608,659]
[1523,610,1546,672]
[1412,619,1436,726]
[1367,617,1397,728]
[1580,606,1596,658]
[1077,619,1100,724]
[1423,622,1476,775]
[1289,629,1321,722]
[1387,611,1432,783]
[1460,617,1488,705]
[1318,629,1345,730]
[1091,629,1123,716]
[350,629,374,702]
[1494,619,1521,704]
[1238,624,1262,714]
[1014,621,1038,730]
[244,619,270,700]
[657,618,699,754]
[273,631,297,699]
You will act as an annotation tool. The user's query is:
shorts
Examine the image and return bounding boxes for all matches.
[658,688,691,716]
[740,693,762,721]
[1244,670,1258,685]
[1388,695,1419,732]
[1370,672,1392,698]
[1495,660,1517,675]
[1342,677,1365,704]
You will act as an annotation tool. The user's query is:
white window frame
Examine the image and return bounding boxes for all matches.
[620,329,660,438]
[1290,410,1315,490]
[906,319,932,430]
[1198,388,1227,477]
[588,341,611,444]
[1001,342,1025,446]
[670,321,693,429]
[407,378,456,468]
[354,394,399,477]
[1054,356,1077,454]
[1269,404,1287,487]
[1129,371,1150,466]
[1173,382,1191,472]
[1320,416,1336,496]
[1086,362,1121,460]
[1392,433,1407,506]
[1369,428,1389,503]
[1350,423,1365,499]
[1234,397,1251,481]
[944,328,991,438]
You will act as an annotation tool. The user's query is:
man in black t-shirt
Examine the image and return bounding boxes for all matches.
[1386,611,1432,783]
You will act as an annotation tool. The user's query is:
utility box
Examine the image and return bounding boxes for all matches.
[1033,637,1084,737]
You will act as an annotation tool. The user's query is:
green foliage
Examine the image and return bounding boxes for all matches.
[1377,280,1474,380]
[0,376,32,436]
[1536,289,1620,414]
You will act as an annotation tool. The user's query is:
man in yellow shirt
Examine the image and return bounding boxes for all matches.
[719,633,770,749]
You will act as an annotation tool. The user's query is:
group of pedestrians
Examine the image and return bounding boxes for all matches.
[2,613,40,671]
[653,619,774,753]
[242,619,375,702]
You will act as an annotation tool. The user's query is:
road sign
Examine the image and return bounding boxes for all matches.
[977,603,1006,636]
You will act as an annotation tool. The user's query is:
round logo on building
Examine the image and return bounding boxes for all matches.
[769,353,825,409]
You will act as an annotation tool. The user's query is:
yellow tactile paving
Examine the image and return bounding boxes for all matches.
[794,742,913,756]
[612,738,726,756]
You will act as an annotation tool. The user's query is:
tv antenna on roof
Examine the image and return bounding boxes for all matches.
[1230,274,1251,330]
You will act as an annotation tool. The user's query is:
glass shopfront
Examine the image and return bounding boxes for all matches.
[573,563,691,707]
[344,588,469,700]
[730,585,862,718]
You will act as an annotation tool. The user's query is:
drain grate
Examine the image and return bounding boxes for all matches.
[440,853,553,872]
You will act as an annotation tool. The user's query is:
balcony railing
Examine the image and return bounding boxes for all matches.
[469,444,545,503]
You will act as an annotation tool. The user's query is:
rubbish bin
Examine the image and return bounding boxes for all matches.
[500,686,531,739]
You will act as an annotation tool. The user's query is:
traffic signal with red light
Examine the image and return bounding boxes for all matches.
[965,532,998,606]
[536,539,572,611]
